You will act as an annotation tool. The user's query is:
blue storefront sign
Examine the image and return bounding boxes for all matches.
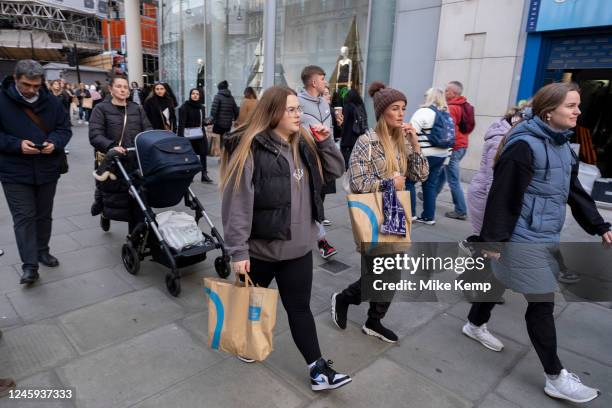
[527,0,612,32]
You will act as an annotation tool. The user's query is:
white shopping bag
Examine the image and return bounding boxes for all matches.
[156,211,203,251]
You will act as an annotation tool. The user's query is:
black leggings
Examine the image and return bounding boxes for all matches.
[468,293,563,375]
[249,251,321,364]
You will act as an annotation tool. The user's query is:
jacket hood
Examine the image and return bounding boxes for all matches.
[485,118,511,141]
[218,89,233,98]
[1,75,50,109]
[447,96,467,105]
[298,90,321,104]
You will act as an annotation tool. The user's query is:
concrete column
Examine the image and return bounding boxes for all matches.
[125,0,144,86]
[262,0,276,89]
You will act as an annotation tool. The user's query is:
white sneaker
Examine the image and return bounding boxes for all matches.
[462,322,504,351]
[236,355,255,364]
[77,120,83,124]
[544,369,600,403]
[84,121,89,125]
[322,219,332,226]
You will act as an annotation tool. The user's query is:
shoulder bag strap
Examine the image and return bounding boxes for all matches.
[21,106,49,135]
[118,105,128,147]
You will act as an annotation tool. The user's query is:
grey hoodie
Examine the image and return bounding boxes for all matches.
[222,130,344,262]
[297,90,332,133]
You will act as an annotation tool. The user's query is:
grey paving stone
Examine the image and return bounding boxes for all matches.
[56,324,223,408]
[59,287,185,353]
[496,349,612,408]
[0,243,20,267]
[48,234,81,255]
[180,311,208,344]
[554,302,612,366]
[0,371,74,408]
[7,268,132,322]
[478,393,520,408]
[347,301,450,338]
[31,246,120,283]
[306,358,472,408]
[170,266,220,312]
[0,294,21,329]
[65,214,102,230]
[134,358,304,408]
[446,292,567,346]
[264,313,390,397]
[49,217,81,237]
[0,323,75,380]
[386,313,526,402]
[67,225,128,249]
[0,265,21,295]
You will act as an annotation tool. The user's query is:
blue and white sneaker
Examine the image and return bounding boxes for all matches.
[310,358,352,391]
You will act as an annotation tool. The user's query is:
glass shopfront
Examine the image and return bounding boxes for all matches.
[159,0,395,113]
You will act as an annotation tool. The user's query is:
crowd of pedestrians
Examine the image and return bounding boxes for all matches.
[0,58,610,402]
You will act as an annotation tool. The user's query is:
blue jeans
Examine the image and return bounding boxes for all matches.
[406,156,446,220]
[436,148,467,215]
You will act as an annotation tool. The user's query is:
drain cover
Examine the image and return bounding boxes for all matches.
[320,260,350,274]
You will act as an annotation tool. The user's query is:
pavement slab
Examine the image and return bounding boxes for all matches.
[7,268,132,322]
[56,324,223,408]
[305,358,473,408]
[0,323,75,380]
[59,287,186,353]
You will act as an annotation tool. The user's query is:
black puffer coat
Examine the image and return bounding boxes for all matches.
[89,100,152,221]
[210,89,238,132]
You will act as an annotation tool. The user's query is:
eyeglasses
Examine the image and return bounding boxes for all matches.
[286,106,303,115]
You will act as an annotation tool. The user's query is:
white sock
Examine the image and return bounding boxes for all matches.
[308,359,318,370]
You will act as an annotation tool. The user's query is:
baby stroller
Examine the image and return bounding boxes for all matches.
[114,130,231,296]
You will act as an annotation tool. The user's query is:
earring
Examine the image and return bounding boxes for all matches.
[546,114,552,121]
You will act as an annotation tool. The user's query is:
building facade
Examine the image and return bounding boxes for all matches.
[159,0,611,176]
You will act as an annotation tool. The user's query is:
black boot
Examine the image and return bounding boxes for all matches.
[38,252,59,267]
[20,267,39,285]
[100,215,111,232]
[201,173,213,183]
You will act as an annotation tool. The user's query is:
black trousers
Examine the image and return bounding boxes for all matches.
[248,251,322,364]
[468,293,563,375]
[190,136,208,173]
[2,182,58,270]
[341,146,352,171]
[338,277,392,320]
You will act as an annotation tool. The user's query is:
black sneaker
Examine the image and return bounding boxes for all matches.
[331,292,349,330]
[201,173,213,183]
[310,358,352,391]
[100,215,110,232]
[445,211,467,221]
[318,239,337,259]
[362,318,398,343]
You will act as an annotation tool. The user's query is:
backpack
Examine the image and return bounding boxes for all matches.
[458,101,475,134]
[426,105,456,148]
[351,105,368,136]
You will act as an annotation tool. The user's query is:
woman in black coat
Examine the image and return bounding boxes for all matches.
[178,88,212,183]
[340,89,368,170]
[143,82,177,132]
[89,75,152,231]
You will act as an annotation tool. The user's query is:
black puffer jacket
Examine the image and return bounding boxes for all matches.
[210,89,238,132]
[177,101,206,137]
[89,100,152,152]
[89,100,152,221]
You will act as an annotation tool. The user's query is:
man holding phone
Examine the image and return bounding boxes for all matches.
[0,60,72,285]
[297,65,338,259]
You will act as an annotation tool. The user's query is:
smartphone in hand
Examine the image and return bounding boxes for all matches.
[309,125,325,142]
[32,143,46,150]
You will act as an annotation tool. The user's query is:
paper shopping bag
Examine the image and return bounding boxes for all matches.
[346,191,411,254]
[204,274,278,361]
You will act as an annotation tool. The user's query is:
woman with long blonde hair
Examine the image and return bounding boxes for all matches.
[221,86,351,391]
[406,87,453,224]
[331,82,428,343]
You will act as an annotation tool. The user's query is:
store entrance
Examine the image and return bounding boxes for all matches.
[562,69,612,177]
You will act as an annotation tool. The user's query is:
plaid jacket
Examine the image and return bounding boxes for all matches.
[348,130,429,193]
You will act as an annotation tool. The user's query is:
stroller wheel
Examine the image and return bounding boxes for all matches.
[215,256,231,279]
[165,274,181,297]
[121,243,140,275]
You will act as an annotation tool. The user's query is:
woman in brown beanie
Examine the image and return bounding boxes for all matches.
[331,81,428,343]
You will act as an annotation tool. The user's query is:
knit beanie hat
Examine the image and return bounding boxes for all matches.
[369,81,407,120]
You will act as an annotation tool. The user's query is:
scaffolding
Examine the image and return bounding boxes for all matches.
[0,1,103,44]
